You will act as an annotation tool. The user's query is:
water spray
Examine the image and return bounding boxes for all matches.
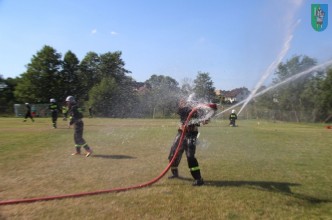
[238,19,301,116]
[215,58,332,118]
[237,34,293,116]
[0,103,217,206]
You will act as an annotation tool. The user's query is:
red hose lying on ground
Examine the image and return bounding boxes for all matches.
[0,105,213,206]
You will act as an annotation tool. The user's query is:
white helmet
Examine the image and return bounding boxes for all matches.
[25,103,29,105]
[65,96,76,103]
[50,98,56,103]
[232,109,235,113]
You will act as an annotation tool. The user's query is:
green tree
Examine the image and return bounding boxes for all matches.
[144,75,180,117]
[84,51,136,117]
[88,77,118,117]
[269,55,318,122]
[88,76,138,117]
[14,45,62,103]
[193,72,215,101]
[320,68,332,122]
[60,50,81,102]
[79,51,132,103]
[99,51,131,82]
[0,76,18,114]
[300,70,325,122]
[79,52,101,101]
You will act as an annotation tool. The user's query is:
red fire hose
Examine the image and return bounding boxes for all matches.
[0,105,212,206]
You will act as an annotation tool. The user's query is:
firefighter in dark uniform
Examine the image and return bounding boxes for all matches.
[49,98,59,128]
[229,109,237,127]
[168,99,211,186]
[65,96,93,157]
[23,103,34,122]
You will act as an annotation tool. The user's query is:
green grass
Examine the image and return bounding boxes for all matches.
[0,117,332,219]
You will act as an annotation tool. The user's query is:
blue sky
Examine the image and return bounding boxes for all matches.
[0,0,331,90]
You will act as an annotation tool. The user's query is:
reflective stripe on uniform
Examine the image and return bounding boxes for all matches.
[190,166,200,171]
[75,143,87,148]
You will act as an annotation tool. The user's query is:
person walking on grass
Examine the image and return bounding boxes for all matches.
[65,96,93,157]
[88,106,93,118]
[23,103,34,122]
[49,98,59,128]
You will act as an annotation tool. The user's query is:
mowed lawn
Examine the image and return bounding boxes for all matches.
[0,117,331,219]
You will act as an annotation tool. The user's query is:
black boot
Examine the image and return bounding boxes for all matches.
[168,168,179,179]
[192,178,204,186]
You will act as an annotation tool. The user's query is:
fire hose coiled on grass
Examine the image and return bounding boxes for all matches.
[0,104,216,205]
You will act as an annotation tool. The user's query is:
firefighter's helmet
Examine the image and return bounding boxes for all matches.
[65,96,76,103]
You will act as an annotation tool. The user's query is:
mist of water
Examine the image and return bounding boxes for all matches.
[181,93,218,125]
[238,19,301,116]
[237,35,293,115]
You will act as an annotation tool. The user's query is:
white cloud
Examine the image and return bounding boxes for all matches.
[91,29,97,34]
[110,31,119,35]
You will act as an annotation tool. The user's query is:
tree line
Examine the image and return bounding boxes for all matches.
[255,55,332,122]
[0,45,331,121]
[0,45,216,118]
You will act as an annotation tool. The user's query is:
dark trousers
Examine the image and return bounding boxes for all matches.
[74,120,86,145]
[51,111,58,127]
[24,112,34,121]
[168,130,202,180]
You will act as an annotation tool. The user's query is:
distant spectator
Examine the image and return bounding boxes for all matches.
[88,106,93,118]
[23,103,34,122]
[229,109,237,127]
[49,98,59,128]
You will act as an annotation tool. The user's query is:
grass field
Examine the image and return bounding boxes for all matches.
[0,117,331,219]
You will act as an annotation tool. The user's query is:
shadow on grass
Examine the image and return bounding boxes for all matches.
[205,180,331,204]
[92,154,136,159]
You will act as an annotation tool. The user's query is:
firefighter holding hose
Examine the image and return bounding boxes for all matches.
[65,96,93,157]
[168,99,217,186]
[229,109,237,127]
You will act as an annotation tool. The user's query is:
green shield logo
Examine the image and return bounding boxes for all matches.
[311,4,328,32]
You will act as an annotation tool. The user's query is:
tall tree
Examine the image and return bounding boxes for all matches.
[0,76,18,114]
[144,75,180,117]
[271,55,317,121]
[300,70,325,122]
[79,52,101,101]
[320,68,332,122]
[84,51,137,117]
[60,50,81,101]
[88,76,118,117]
[193,72,215,101]
[14,45,62,103]
[99,51,131,83]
